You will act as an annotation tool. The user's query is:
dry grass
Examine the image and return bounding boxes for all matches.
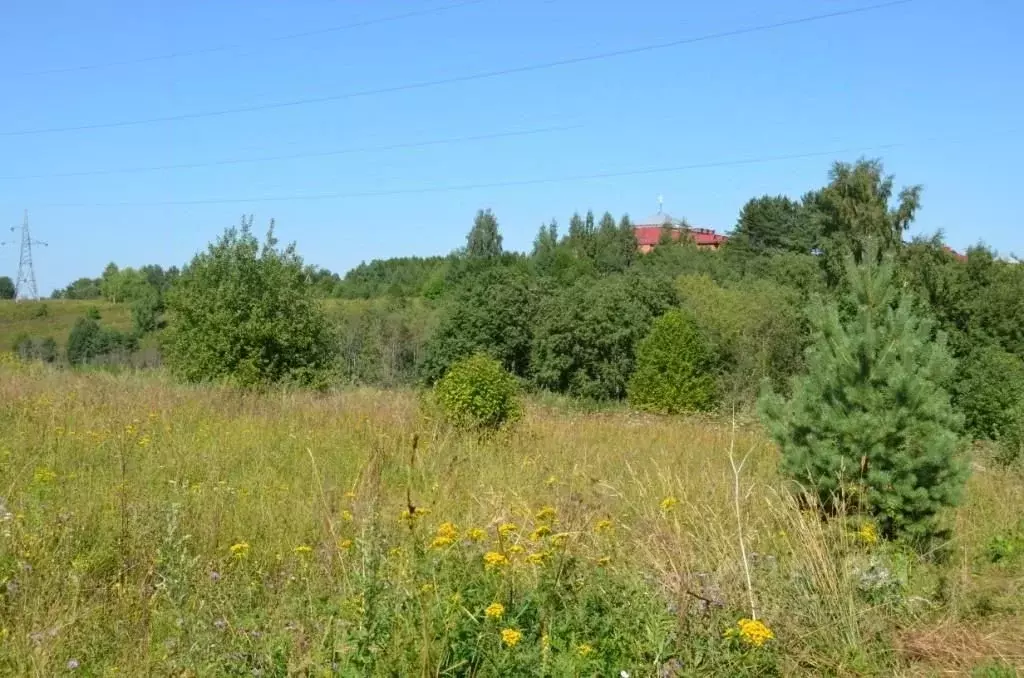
[1,362,1022,676]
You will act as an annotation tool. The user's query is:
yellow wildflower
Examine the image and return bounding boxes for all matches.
[594,519,613,533]
[137,435,151,448]
[337,539,353,550]
[857,522,879,545]
[483,551,509,568]
[660,496,678,512]
[596,556,611,566]
[340,510,353,522]
[344,491,356,499]
[436,522,458,540]
[430,535,454,549]
[32,467,57,484]
[535,506,556,522]
[508,544,525,555]
[294,545,313,556]
[576,643,595,657]
[498,523,518,538]
[501,628,523,648]
[485,602,505,619]
[399,506,431,523]
[551,533,569,547]
[526,552,548,565]
[420,583,434,594]
[736,618,774,647]
[530,525,552,540]
[229,542,250,559]
[466,527,487,542]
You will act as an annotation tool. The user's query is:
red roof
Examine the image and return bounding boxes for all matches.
[943,245,967,262]
[633,226,728,248]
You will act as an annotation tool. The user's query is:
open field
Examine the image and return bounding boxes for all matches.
[0,301,132,350]
[1,361,1022,676]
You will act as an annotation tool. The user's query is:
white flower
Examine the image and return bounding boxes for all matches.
[620,672,630,678]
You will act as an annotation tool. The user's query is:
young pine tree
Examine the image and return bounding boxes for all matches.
[759,248,967,544]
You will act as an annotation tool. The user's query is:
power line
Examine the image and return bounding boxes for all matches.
[14,0,490,77]
[1,0,915,138]
[38,141,912,208]
[0,122,582,180]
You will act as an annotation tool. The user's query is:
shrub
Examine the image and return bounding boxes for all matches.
[997,403,1024,466]
[759,250,968,544]
[12,334,57,363]
[952,345,1024,441]
[628,311,717,414]
[66,317,138,366]
[434,354,521,431]
[131,292,163,335]
[163,217,336,389]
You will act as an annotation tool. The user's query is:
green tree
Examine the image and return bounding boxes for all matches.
[131,290,163,335]
[628,310,717,413]
[531,273,676,400]
[465,209,503,259]
[593,212,637,273]
[813,159,921,287]
[726,195,817,256]
[66,317,137,366]
[0,276,14,299]
[163,217,336,389]
[420,265,537,383]
[759,249,967,543]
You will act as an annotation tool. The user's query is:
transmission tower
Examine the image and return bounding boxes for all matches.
[1,210,47,301]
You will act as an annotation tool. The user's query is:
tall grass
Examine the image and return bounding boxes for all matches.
[1,360,1021,675]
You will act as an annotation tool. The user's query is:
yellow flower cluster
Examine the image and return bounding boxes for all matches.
[857,522,879,545]
[466,527,487,542]
[660,496,679,512]
[483,551,509,568]
[535,506,556,522]
[576,643,594,657]
[501,628,522,648]
[293,545,313,556]
[430,522,459,549]
[498,523,518,538]
[229,542,250,559]
[485,602,505,619]
[594,519,613,533]
[337,539,353,550]
[736,618,774,647]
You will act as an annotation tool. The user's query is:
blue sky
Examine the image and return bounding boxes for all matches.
[1,0,1021,294]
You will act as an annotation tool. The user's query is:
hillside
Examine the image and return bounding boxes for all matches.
[0,300,132,350]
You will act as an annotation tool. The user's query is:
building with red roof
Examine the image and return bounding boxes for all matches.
[633,210,728,253]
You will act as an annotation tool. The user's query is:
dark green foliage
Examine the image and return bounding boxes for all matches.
[678,274,806,405]
[465,209,503,259]
[335,256,451,299]
[66,317,138,366]
[759,251,967,543]
[0,276,14,300]
[12,334,57,363]
[163,217,336,389]
[420,265,537,383]
[532,273,676,400]
[433,353,521,431]
[725,195,817,256]
[997,404,1024,466]
[951,346,1024,441]
[628,310,716,413]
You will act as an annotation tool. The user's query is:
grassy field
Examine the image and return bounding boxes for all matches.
[0,300,132,350]
[1,360,1022,676]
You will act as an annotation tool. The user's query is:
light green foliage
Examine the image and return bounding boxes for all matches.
[130,290,163,335]
[760,251,968,543]
[0,276,14,300]
[678,274,806,405]
[531,273,676,401]
[333,298,436,387]
[163,217,335,389]
[813,159,921,288]
[420,265,537,384]
[434,353,522,430]
[952,345,1024,441]
[334,256,450,299]
[465,208,503,259]
[628,310,716,413]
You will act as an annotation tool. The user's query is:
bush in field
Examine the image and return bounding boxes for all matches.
[760,249,967,544]
[12,334,57,363]
[164,217,335,389]
[66,317,138,366]
[434,353,521,431]
[628,311,717,414]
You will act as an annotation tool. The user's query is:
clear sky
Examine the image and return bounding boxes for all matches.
[1,0,1021,294]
